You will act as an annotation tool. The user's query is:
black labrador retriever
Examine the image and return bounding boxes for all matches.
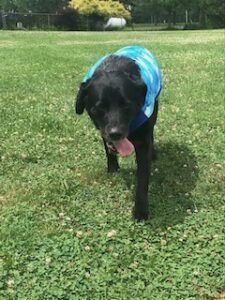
[75,46,162,221]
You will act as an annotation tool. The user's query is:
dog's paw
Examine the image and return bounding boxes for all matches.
[133,207,149,221]
[107,163,120,174]
[107,166,120,174]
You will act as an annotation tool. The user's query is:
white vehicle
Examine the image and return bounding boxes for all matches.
[104,17,126,30]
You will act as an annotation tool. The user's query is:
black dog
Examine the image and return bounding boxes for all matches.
[75,46,162,221]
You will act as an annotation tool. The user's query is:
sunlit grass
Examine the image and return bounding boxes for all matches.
[0,29,224,299]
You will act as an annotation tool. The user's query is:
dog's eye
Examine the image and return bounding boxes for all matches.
[90,107,97,115]
[90,101,103,115]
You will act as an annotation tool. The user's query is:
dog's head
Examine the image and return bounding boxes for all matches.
[75,70,146,142]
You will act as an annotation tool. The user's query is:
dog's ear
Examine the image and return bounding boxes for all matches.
[75,81,90,115]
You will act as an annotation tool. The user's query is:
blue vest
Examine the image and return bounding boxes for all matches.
[82,46,163,132]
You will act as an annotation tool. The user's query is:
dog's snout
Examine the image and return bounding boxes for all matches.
[108,128,123,141]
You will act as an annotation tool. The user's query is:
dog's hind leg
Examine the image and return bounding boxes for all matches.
[103,139,120,173]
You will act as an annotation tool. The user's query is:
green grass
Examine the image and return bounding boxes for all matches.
[0,30,224,299]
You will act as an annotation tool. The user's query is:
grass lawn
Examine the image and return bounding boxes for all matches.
[0,30,224,299]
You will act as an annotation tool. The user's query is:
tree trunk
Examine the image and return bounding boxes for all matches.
[167,10,172,28]
[199,7,206,28]
[173,11,176,25]
[1,10,7,29]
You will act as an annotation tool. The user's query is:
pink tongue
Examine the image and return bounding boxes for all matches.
[112,138,134,157]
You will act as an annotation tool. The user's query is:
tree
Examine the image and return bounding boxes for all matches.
[197,0,225,28]
[160,0,180,27]
[207,0,225,27]
[0,0,69,13]
[69,0,131,19]
[1,0,224,29]
[132,0,164,24]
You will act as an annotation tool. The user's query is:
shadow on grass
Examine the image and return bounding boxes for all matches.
[120,142,199,229]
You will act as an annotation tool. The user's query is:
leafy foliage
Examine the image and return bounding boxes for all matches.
[132,0,225,28]
[69,0,131,19]
[0,0,224,28]
[0,0,69,13]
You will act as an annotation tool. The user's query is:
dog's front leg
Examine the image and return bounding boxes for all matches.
[133,139,152,221]
[103,139,120,173]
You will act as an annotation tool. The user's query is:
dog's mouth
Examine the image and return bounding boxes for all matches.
[106,138,134,157]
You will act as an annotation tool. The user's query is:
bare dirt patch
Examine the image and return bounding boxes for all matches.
[0,40,17,48]
[215,291,225,300]
[0,195,8,205]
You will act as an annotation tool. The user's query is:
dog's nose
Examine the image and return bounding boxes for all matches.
[109,128,123,141]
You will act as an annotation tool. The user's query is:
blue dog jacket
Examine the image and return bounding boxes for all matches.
[82,45,163,132]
